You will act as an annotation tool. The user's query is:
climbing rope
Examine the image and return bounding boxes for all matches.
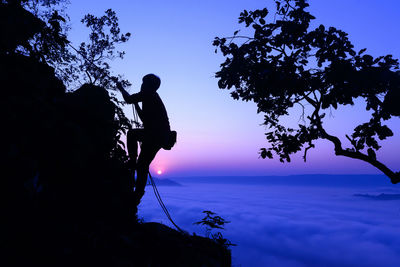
[147,172,185,233]
[131,105,185,234]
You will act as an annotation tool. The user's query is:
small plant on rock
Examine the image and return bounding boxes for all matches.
[194,210,236,249]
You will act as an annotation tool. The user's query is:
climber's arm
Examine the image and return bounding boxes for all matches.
[116,82,131,102]
[116,82,143,104]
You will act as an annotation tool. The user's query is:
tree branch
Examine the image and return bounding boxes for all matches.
[301,92,317,107]
[225,35,254,40]
[345,134,358,151]
[303,142,315,162]
[297,101,306,123]
[85,69,93,84]
[319,126,400,184]
[224,36,287,55]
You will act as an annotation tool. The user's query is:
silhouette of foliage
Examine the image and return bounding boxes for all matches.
[72,9,133,156]
[194,211,235,249]
[214,0,400,184]
[74,9,131,88]
[70,8,133,152]
[2,1,132,154]
[194,210,229,231]
[11,0,73,77]
[210,232,236,250]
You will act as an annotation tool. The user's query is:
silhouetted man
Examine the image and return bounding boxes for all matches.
[117,74,172,204]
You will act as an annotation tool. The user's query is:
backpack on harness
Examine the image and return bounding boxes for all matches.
[162,130,177,150]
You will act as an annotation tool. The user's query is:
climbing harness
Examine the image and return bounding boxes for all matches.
[131,104,185,234]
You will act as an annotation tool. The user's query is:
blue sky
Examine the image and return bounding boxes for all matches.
[66,0,400,177]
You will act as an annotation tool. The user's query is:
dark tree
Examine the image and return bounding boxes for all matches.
[2,0,132,147]
[213,0,400,183]
[8,0,73,78]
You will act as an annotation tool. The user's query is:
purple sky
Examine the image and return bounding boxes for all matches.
[66,0,400,177]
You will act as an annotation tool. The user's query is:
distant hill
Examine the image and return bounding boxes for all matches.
[148,177,182,186]
[169,174,394,187]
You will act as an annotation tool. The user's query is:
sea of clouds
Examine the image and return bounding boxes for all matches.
[138,180,400,267]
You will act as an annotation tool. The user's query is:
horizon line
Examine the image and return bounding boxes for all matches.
[155,173,387,178]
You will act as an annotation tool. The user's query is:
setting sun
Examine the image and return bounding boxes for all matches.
[157,170,162,175]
